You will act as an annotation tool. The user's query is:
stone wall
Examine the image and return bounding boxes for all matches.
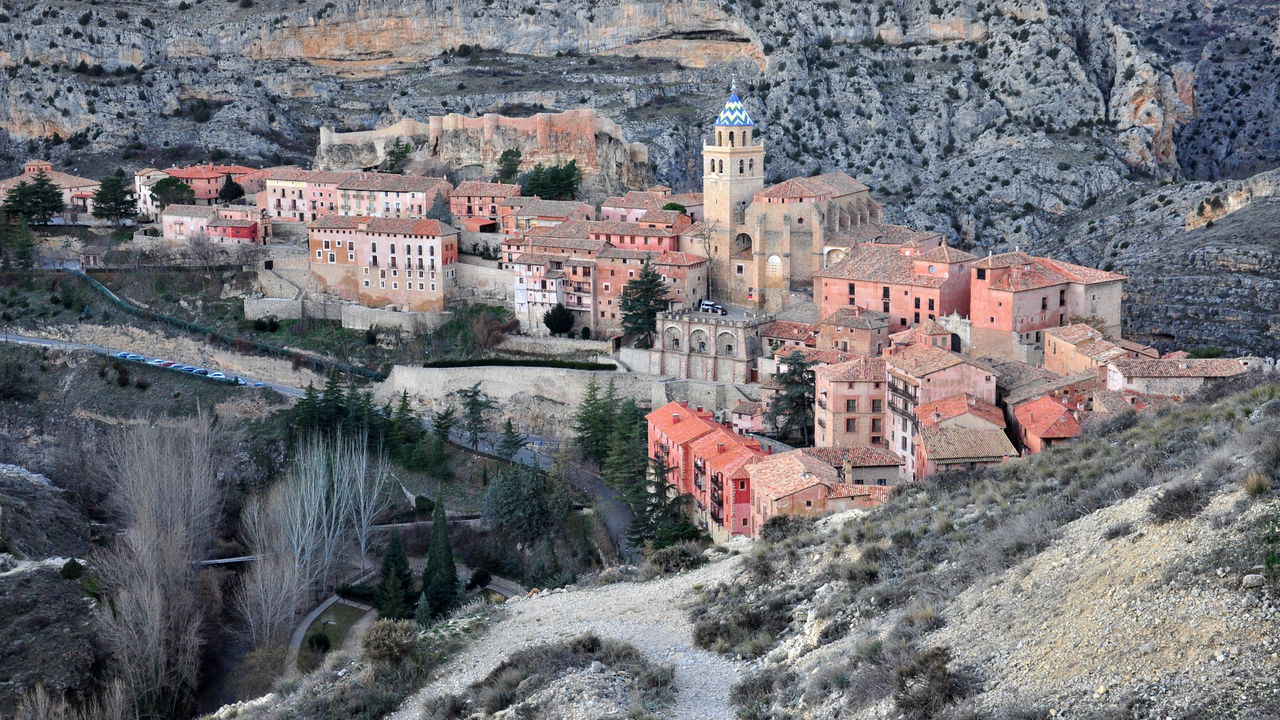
[455,260,513,303]
[496,335,615,356]
[243,297,450,332]
[461,231,505,255]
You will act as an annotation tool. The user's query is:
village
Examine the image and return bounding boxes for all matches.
[0,90,1267,545]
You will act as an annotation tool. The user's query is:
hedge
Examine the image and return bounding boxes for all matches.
[68,270,387,381]
[421,357,617,371]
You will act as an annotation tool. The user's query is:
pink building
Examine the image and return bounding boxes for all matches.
[449,181,521,221]
[308,216,459,312]
[748,448,897,533]
[594,249,708,328]
[759,320,817,354]
[813,356,887,448]
[0,160,98,218]
[646,401,717,497]
[815,307,891,356]
[816,243,976,332]
[162,164,256,204]
[161,204,264,244]
[687,426,765,541]
[600,188,704,223]
[1012,396,1082,454]
[262,168,450,225]
[884,344,997,480]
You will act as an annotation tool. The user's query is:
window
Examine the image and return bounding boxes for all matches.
[1059,289,1067,306]
[928,264,935,273]
[738,480,746,491]
[805,500,812,507]
[928,299,935,310]
[913,312,920,323]
[845,418,857,432]
[871,399,882,413]
[914,297,920,309]
[976,268,986,280]
[871,418,882,432]
[736,264,744,275]
[1041,297,1048,311]
[845,398,858,412]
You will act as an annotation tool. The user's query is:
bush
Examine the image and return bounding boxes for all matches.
[415,495,435,515]
[363,619,419,666]
[647,542,707,575]
[307,631,332,654]
[893,646,965,720]
[1148,480,1209,523]
[1102,521,1134,540]
[466,568,492,590]
[1243,471,1271,497]
[60,558,84,580]
[758,514,813,543]
[336,582,377,604]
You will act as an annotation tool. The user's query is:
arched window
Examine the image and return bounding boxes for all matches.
[729,132,735,147]
[739,159,744,174]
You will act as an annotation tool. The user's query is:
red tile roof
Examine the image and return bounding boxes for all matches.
[452,180,521,197]
[820,307,891,330]
[825,223,937,249]
[747,450,842,500]
[308,215,456,236]
[919,426,1018,463]
[776,347,858,367]
[815,245,949,287]
[814,356,886,383]
[885,344,972,379]
[645,401,717,446]
[688,427,765,478]
[800,445,902,468]
[758,171,869,199]
[915,244,976,264]
[759,320,817,342]
[1014,396,1082,440]
[163,164,256,180]
[917,393,1006,429]
[1110,358,1247,379]
[973,252,1126,290]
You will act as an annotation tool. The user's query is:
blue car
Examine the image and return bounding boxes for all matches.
[124,353,144,361]
[193,369,209,376]
[115,352,130,359]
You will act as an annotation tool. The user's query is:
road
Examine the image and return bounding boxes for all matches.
[0,330,637,559]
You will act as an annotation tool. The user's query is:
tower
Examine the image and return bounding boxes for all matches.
[702,90,765,302]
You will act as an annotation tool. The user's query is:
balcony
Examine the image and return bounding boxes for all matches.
[888,381,917,401]
[817,398,827,410]
[710,487,723,507]
[710,472,723,490]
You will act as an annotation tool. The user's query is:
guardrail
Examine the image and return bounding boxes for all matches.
[66,269,388,381]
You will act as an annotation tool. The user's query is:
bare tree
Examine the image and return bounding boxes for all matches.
[185,231,224,269]
[95,415,222,718]
[233,488,306,649]
[233,242,269,267]
[686,217,722,300]
[344,437,392,573]
[13,681,128,720]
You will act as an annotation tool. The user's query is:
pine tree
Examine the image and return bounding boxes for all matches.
[419,501,458,621]
[620,260,670,344]
[8,221,34,271]
[391,390,420,449]
[3,174,65,225]
[385,140,412,173]
[542,303,574,336]
[766,351,819,446]
[601,399,647,495]
[627,457,703,549]
[458,382,495,449]
[374,532,416,620]
[91,169,136,225]
[150,176,195,210]
[432,405,457,445]
[572,378,611,465]
[425,193,454,225]
[218,173,245,203]
[296,383,321,430]
[495,418,525,462]
[496,148,522,182]
[319,373,346,431]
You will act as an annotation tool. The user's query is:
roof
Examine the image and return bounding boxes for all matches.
[263,167,351,184]
[595,248,706,266]
[919,426,1018,463]
[917,319,951,336]
[917,393,1006,429]
[732,400,765,416]
[814,356,886,383]
[1014,396,1082,440]
[452,180,521,197]
[759,320,816,342]
[208,217,258,228]
[715,92,754,126]
[161,204,219,220]
[757,172,869,200]
[800,445,902,468]
[460,216,498,232]
[819,307,890,330]
[0,166,98,194]
[308,215,457,236]
[747,450,842,500]
[336,173,450,194]
[1110,358,1247,379]
[815,244,949,288]
[637,209,685,225]
[915,244,976,264]
[163,164,256,180]
[688,427,765,478]
[885,344,973,379]
[776,347,858,367]
[517,199,590,218]
[645,401,717,445]
[826,223,936,249]
[973,251,1127,290]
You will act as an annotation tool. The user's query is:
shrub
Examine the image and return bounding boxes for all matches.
[466,568,492,590]
[758,514,813,543]
[894,646,965,720]
[363,619,419,666]
[337,582,376,603]
[306,631,331,654]
[1102,521,1134,540]
[414,495,435,515]
[1243,471,1271,497]
[1148,481,1209,523]
[648,542,707,575]
[60,558,84,580]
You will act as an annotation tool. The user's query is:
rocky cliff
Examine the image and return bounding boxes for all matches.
[0,0,1277,351]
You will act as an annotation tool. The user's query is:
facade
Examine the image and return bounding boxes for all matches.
[162,164,256,204]
[262,168,451,225]
[1105,358,1249,399]
[307,216,459,312]
[802,445,904,487]
[649,309,770,383]
[813,356,887,448]
[1043,323,1148,380]
[160,205,217,240]
[815,307,891,356]
[162,204,265,244]
[687,426,765,541]
[449,181,521,221]
[0,160,99,218]
[815,243,975,331]
[646,401,718,497]
[133,168,169,218]
[601,188,704,223]
[747,448,895,532]
[1012,395,1082,453]
[759,320,817,353]
[884,344,997,479]
[968,252,1126,363]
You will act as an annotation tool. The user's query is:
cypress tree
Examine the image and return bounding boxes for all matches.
[601,399,648,496]
[620,260,670,344]
[419,501,458,621]
[296,383,321,431]
[374,532,415,619]
[218,173,245,203]
[432,405,457,445]
[319,373,346,430]
[458,382,495,448]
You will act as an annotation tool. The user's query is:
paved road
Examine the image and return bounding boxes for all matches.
[0,330,637,559]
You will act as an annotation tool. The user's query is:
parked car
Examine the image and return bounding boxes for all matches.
[193,369,209,376]
[158,361,177,368]
[177,366,198,373]
[208,372,226,380]
[147,359,165,366]
[699,300,727,315]
[114,352,130,359]
[124,353,144,361]
[252,382,266,388]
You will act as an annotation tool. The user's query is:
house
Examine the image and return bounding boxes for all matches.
[815,306,891,356]
[335,173,452,219]
[916,393,1006,432]
[161,164,257,204]
[816,243,975,331]
[1044,324,1153,381]
[601,188,704,223]
[1012,395,1082,453]
[160,205,218,240]
[687,426,766,541]
[730,400,769,435]
[161,204,264,244]
[916,425,1018,478]
[759,320,817,353]
[968,252,1126,363]
[884,343,998,479]
[307,215,459,312]
[133,168,169,218]
[0,160,99,218]
[594,248,708,327]
[449,181,521,221]
[802,445,904,487]
[1105,358,1250,400]
[747,448,895,532]
[646,401,718,497]
[813,356,887,448]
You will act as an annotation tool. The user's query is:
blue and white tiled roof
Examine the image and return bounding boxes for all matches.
[714,93,754,127]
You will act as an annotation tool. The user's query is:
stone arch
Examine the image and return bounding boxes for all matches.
[663,326,682,350]
[825,248,846,266]
[766,254,783,277]
[716,331,737,357]
[689,329,709,354]
[732,233,752,255]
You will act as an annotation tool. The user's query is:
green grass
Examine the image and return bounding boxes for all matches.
[298,602,369,672]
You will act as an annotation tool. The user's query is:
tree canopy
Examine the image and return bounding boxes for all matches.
[542,303,574,336]
[151,177,195,210]
[619,260,669,342]
[766,351,819,446]
[374,531,416,620]
[0,220,36,270]
[495,418,526,462]
[661,202,687,213]
[572,378,617,465]
[426,192,454,226]
[497,148,522,182]
[385,140,412,174]
[93,169,136,225]
[417,500,458,623]
[217,173,245,203]
[2,173,65,224]
[520,160,582,200]
[458,382,496,448]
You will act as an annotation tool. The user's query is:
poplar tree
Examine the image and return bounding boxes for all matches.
[418,501,458,621]
[374,532,415,620]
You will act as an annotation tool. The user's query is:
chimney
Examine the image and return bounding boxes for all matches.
[1179,362,1188,370]
[842,457,853,483]
[672,412,681,424]
[716,442,726,454]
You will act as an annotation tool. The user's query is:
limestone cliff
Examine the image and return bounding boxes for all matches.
[314,110,652,195]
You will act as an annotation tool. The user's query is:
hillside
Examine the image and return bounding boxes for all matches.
[210,375,1280,720]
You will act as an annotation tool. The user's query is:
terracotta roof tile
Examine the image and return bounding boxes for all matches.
[452,180,521,197]
[815,245,948,287]
[814,356,886,383]
[747,450,841,500]
[919,426,1018,463]
[645,401,717,445]
[1111,358,1247,378]
[688,427,766,478]
[800,445,902,468]
[820,307,891,330]
[308,215,456,235]
[759,321,817,342]
[917,393,1006,429]
[1014,396,1082,440]
[915,244,976,263]
[885,344,973,378]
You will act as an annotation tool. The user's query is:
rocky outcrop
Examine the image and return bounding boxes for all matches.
[315,110,652,195]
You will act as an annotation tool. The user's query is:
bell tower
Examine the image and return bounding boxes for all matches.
[702,89,765,234]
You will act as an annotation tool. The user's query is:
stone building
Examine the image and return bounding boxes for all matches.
[0,160,98,219]
[648,308,771,383]
[307,216,458,312]
[689,92,883,313]
[813,356,887,449]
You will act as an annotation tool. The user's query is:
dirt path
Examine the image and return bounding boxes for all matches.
[389,555,745,720]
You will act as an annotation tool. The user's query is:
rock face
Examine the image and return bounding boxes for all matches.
[315,110,652,195]
[0,0,1277,351]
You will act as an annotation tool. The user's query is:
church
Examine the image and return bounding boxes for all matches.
[684,90,884,313]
